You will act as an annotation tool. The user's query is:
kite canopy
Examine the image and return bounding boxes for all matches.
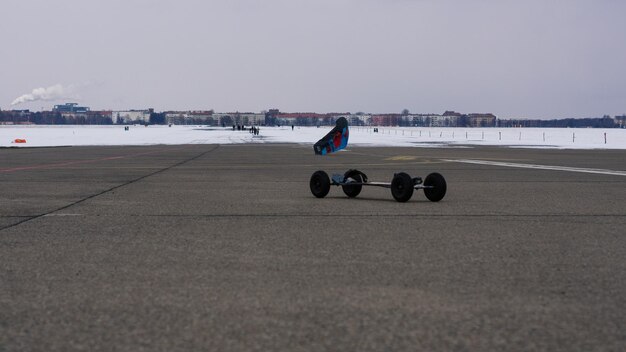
[313,117,349,155]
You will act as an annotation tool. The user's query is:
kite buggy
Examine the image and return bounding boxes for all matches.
[309,169,446,202]
[310,117,447,202]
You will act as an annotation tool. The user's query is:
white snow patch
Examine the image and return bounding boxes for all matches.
[1,125,626,149]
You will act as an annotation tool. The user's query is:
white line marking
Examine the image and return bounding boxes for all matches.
[44,214,83,217]
[443,159,626,177]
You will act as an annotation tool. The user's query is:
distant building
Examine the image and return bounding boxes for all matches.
[113,109,153,124]
[346,114,370,126]
[274,112,326,126]
[371,114,402,126]
[166,111,215,125]
[53,103,92,123]
[53,103,90,113]
[412,114,444,127]
[442,111,462,118]
[235,112,265,126]
[212,112,265,126]
[466,113,497,127]
[442,111,462,126]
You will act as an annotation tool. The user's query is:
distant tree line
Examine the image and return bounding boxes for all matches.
[498,116,620,128]
[2,110,625,128]
[0,111,113,125]
[149,112,166,124]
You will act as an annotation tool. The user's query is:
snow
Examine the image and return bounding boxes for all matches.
[2,125,626,149]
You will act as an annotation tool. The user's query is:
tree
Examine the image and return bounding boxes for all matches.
[149,112,166,124]
[221,115,233,126]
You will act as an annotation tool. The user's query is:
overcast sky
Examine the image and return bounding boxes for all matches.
[2,0,625,118]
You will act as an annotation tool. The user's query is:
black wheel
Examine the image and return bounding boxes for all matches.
[390,172,414,202]
[423,172,447,202]
[341,170,365,198]
[310,170,331,198]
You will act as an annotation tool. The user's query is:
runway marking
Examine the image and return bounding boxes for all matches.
[444,159,626,177]
[43,213,82,217]
[1,146,220,232]
[0,148,179,173]
[0,156,124,173]
[385,156,418,161]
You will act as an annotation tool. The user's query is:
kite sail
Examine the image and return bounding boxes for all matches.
[313,117,349,155]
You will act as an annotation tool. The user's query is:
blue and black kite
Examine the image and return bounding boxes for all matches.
[313,117,349,155]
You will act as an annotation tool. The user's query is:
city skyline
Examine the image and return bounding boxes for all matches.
[4,103,623,129]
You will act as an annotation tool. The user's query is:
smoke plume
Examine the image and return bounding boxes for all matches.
[11,84,76,106]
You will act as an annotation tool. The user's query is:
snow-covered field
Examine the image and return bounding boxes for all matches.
[2,125,625,149]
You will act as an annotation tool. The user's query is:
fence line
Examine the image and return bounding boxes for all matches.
[353,127,621,147]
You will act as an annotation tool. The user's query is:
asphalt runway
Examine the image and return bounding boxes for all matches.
[1,144,625,351]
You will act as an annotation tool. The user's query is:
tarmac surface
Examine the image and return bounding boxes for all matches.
[1,144,625,351]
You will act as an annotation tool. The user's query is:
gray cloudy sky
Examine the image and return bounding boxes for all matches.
[2,0,625,118]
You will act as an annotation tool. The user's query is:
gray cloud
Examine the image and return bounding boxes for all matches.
[2,0,625,118]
